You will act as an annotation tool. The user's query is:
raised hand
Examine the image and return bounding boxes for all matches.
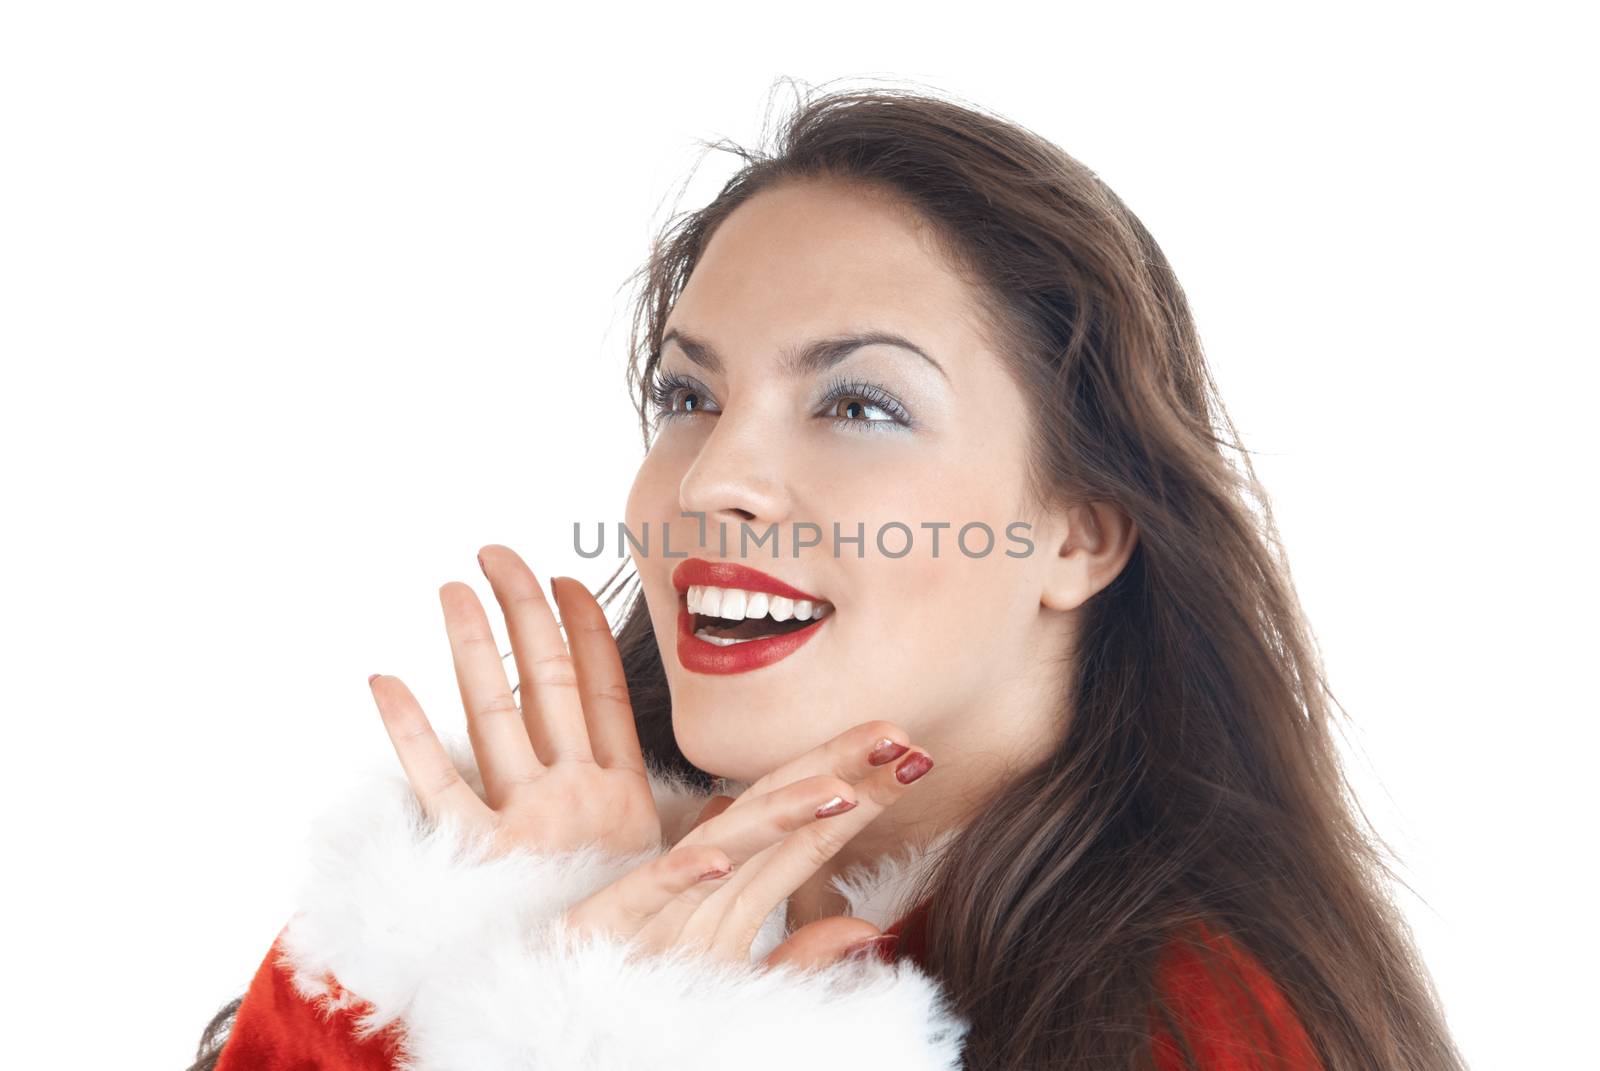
[561,720,937,970]
[366,544,661,861]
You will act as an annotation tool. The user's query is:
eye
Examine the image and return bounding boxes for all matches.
[816,376,914,432]
[646,369,915,433]
[647,370,719,423]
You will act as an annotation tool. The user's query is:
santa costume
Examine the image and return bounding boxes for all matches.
[211,735,1324,1070]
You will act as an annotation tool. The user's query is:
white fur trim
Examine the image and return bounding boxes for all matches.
[274,733,970,1070]
[829,826,960,930]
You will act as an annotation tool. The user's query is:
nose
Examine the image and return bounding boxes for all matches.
[677,408,792,533]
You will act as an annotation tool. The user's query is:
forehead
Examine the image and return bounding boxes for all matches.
[665,181,991,361]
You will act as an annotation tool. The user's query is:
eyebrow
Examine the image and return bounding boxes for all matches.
[659,327,949,382]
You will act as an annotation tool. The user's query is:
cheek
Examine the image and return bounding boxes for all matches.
[825,526,1040,733]
[624,453,684,626]
[625,449,686,552]
[626,447,670,519]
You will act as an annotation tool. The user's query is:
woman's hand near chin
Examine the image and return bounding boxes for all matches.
[561,719,937,971]
[366,543,662,861]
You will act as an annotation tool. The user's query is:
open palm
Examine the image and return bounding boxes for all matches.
[366,544,662,861]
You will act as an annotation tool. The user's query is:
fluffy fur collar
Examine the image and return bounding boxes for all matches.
[273,733,968,1070]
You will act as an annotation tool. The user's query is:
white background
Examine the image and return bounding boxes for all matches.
[2,3,1592,1067]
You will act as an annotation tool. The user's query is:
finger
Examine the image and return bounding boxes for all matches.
[706,749,934,962]
[721,720,913,817]
[690,794,735,832]
[563,842,733,942]
[369,673,494,828]
[762,917,888,971]
[439,581,545,809]
[550,575,644,773]
[644,774,868,955]
[674,773,861,859]
[477,545,594,764]
[635,839,781,954]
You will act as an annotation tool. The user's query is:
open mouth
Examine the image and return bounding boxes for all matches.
[687,585,835,646]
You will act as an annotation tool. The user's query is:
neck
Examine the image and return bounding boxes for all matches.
[786,871,852,931]
[780,620,1077,932]
[780,741,997,931]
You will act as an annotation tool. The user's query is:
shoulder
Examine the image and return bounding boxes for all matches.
[1151,920,1323,1071]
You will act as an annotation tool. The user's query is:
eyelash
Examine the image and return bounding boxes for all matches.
[646,371,915,432]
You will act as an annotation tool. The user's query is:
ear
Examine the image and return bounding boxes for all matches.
[1037,499,1139,612]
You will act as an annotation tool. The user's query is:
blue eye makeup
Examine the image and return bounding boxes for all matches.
[646,368,916,433]
[647,369,717,421]
[814,373,915,432]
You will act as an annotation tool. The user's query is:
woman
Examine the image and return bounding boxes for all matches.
[189,84,1466,1070]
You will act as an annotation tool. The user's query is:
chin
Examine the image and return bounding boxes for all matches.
[672,712,756,783]
[670,699,809,784]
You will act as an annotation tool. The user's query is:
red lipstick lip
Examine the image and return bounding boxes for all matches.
[676,606,828,675]
[670,558,825,603]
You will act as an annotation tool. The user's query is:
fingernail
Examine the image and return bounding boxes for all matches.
[815,795,858,818]
[548,576,560,600]
[367,673,381,685]
[477,553,488,577]
[697,865,731,882]
[867,738,910,766]
[844,933,899,961]
[894,751,934,785]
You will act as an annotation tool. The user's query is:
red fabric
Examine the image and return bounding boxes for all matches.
[1150,920,1323,1070]
[216,926,405,1071]
[220,911,1321,1070]
[882,895,934,964]
[882,903,1323,1070]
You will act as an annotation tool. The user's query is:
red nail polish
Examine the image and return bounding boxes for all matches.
[894,751,934,785]
[815,795,858,818]
[868,738,910,766]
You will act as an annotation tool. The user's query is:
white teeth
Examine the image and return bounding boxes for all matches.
[695,632,757,646]
[686,585,833,625]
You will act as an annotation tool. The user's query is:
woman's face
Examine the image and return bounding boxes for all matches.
[625,179,1074,792]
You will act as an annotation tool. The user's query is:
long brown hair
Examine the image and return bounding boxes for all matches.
[190,79,1465,1071]
[602,79,1466,1070]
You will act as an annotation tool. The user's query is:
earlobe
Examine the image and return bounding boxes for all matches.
[1039,501,1139,612]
